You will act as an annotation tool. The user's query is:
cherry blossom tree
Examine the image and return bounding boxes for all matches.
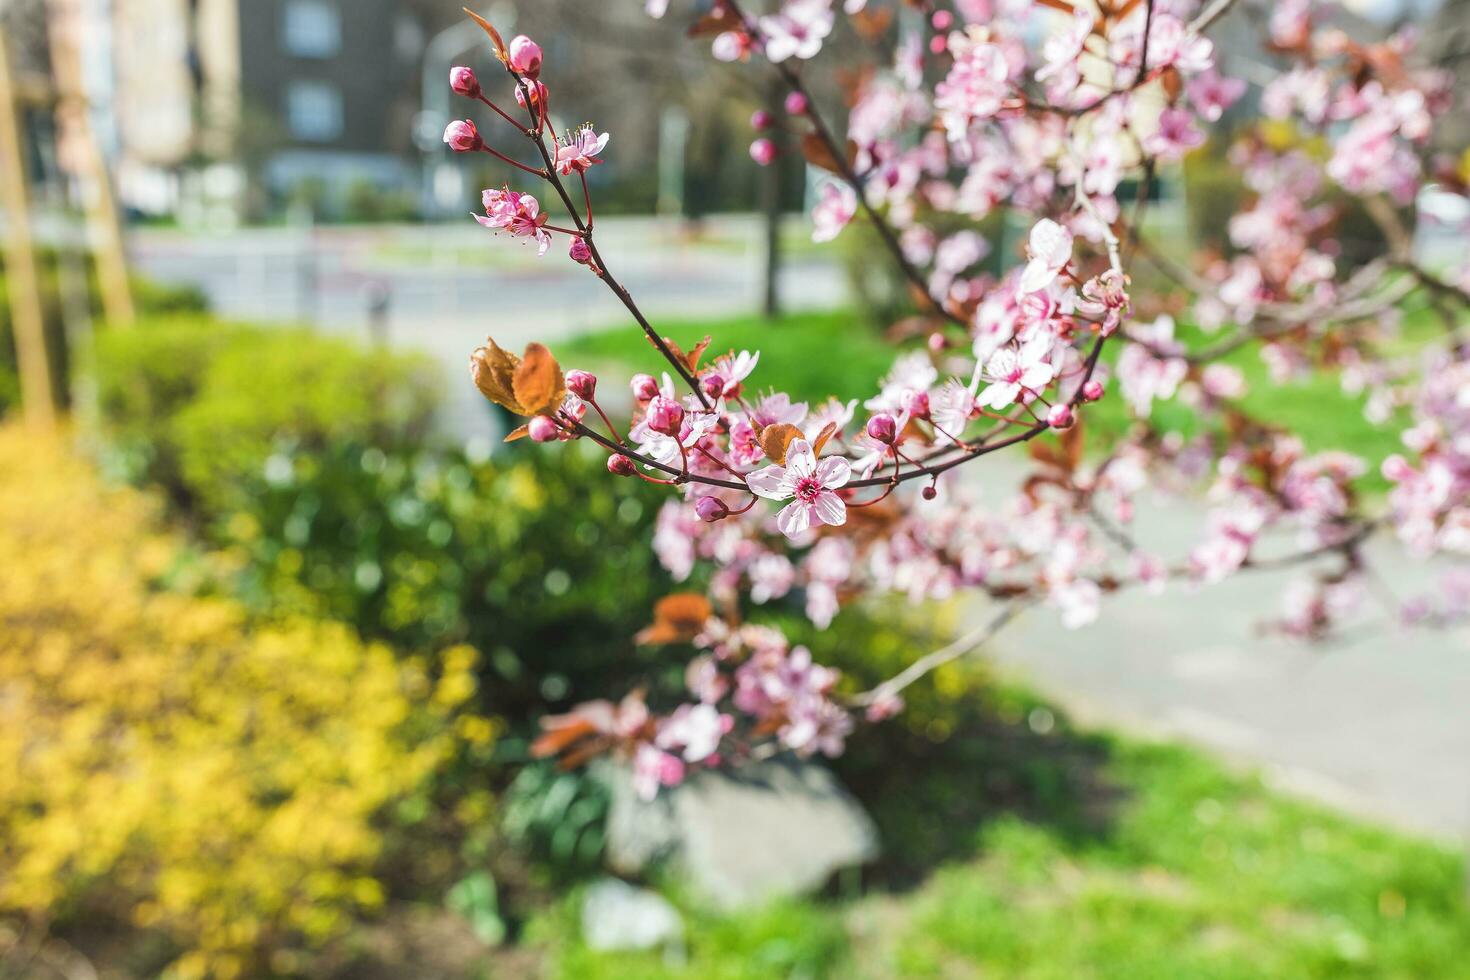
[441,1,1469,797]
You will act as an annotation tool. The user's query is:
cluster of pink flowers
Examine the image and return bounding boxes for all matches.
[448,1,1470,789]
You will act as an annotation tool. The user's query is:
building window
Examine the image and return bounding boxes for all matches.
[283,0,340,58]
[286,81,343,141]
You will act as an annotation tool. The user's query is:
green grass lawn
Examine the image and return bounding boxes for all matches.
[518,680,1470,979]
[557,307,1420,495]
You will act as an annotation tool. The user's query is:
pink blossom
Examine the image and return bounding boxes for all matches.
[978,333,1057,409]
[759,0,834,63]
[555,125,609,176]
[656,703,731,763]
[632,743,685,800]
[508,35,543,79]
[450,66,481,99]
[443,119,482,153]
[934,38,1010,140]
[811,181,858,243]
[749,138,778,166]
[1145,107,1205,160]
[747,439,852,538]
[475,187,551,255]
[1017,219,1073,294]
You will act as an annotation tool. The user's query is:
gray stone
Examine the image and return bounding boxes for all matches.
[601,758,879,910]
[580,877,685,953]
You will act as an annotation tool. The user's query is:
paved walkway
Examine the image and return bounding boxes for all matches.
[975,483,1470,843]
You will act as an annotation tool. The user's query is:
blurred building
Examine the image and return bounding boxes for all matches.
[109,0,428,223]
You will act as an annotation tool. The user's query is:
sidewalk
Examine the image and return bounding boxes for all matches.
[974,485,1470,842]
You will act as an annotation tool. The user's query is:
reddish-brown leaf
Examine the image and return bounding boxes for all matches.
[635,593,713,645]
[462,7,509,64]
[851,8,893,38]
[800,133,855,175]
[688,7,743,38]
[811,422,839,457]
[512,343,565,416]
[503,423,531,443]
[759,423,804,465]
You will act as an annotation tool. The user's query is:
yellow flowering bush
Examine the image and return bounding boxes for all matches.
[0,425,484,978]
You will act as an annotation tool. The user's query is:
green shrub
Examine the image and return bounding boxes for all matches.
[94,316,677,725]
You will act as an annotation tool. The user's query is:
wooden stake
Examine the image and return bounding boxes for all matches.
[0,27,58,428]
[46,0,134,327]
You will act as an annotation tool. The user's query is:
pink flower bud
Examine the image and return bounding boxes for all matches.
[749,138,777,167]
[751,109,774,131]
[695,495,730,523]
[783,91,809,116]
[929,34,948,54]
[631,374,660,402]
[927,333,948,353]
[566,370,597,401]
[450,66,481,99]
[528,415,561,442]
[866,413,897,444]
[701,373,725,399]
[901,389,930,419]
[931,10,954,29]
[646,395,685,436]
[514,80,548,110]
[508,35,543,78]
[1082,379,1105,402]
[442,119,482,153]
[607,453,636,477]
[1047,404,1075,429]
[568,237,593,266]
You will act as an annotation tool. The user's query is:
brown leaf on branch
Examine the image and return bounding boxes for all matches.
[851,8,893,38]
[661,335,713,374]
[513,343,566,415]
[471,338,565,416]
[462,7,509,65]
[759,423,804,465]
[503,423,531,443]
[688,7,743,37]
[800,134,857,175]
[635,593,714,645]
[811,422,839,457]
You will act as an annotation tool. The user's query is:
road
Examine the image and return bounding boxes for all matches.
[128,214,849,443]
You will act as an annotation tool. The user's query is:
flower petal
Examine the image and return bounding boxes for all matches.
[776,500,813,537]
[784,439,815,477]
[812,491,847,528]
[746,464,791,500]
[814,455,851,490]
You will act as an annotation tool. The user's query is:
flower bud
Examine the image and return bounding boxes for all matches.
[695,495,730,523]
[646,395,685,436]
[929,34,948,54]
[528,415,561,442]
[568,237,593,266]
[566,370,597,401]
[1047,404,1075,429]
[1082,379,1105,402]
[631,373,660,402]
[450,66,481,99]
[442,119,482,153]
[508,35,543,78]
[921,484,938,500]
[783,91,809,116]
[751,109,774,131]
[749,138,777,167]
[901,389,930,419]
[607,453,636,477]
[514,79,548,110]
[931,9,954,29]
[866,413,897,444]
[701,373,726,399]
[927,332,948,353]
